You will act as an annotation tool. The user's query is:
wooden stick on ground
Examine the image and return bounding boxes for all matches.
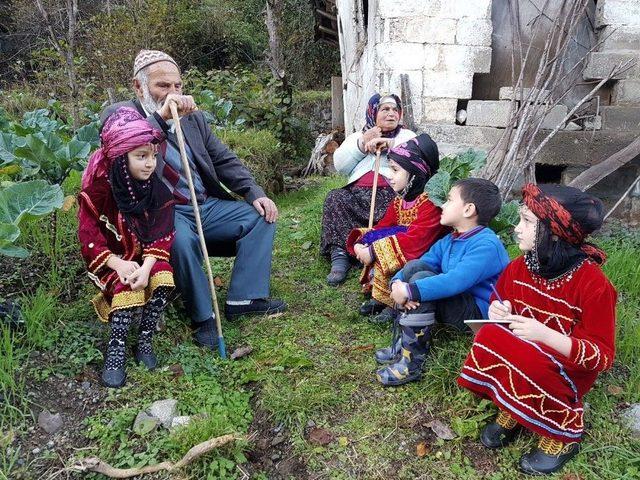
[368,148,382,229]
[67,434,238,478]
[169,102,226,358]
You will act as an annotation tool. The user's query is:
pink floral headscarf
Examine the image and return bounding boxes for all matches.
[81,107,163,189]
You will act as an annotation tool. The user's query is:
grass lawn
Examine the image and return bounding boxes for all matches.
[1,175,639,479]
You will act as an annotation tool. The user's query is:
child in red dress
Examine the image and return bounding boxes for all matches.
[458,183,616,475]
[346,134,446,323]
[78,107,175,388]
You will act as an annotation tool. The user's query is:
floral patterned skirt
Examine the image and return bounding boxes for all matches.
[320,184,395,257]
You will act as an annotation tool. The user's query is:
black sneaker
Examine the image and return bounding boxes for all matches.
[193,318,218,351]
[224,298,287,320]
[519,441,580,475]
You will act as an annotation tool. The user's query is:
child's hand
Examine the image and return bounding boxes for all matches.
[111,258,141,285]
[405,300,420,310]
[354,243,373,266]
[128,267,151,291]
[390,281,409,306]
[507,315,550,343]
[488,300,512,320]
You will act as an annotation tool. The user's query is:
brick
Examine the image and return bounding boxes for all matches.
[422,97,458,124]
[541,105,568,130]
[466,100,513,128]
[499,87,552,103]
[583,51,640,80]
[440,0,492,19]
[601,106,640,130]
[598,26,640,51]
[440,45,492,73]
[424,71,473,98]
[375,43,426,70]
[456,18,493,46]
[390,17,457,44]
[595,0,640,28]
[378,0,442,18]
[612,79,640,104]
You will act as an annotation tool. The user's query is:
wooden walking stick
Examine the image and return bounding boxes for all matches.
[368,148,382,229]
[169,102,226,359]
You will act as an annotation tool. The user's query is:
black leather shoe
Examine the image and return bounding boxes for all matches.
[480,421,520,449]
[359,299,386,316]
[369,307,396,324]
[224,298,287,320]
[135,349,158,370]
[193,318,218,351]
[101,368,126,388]
[519,441,580,475]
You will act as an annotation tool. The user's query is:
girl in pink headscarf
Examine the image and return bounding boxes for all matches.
[78,107,175,388]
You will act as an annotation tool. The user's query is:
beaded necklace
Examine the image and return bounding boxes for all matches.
[524,254,586,291]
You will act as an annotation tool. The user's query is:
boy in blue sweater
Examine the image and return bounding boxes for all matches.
[376,178,510,386]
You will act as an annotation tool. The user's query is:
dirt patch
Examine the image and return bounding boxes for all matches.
[244,395,309,479]
[10,360,107,479]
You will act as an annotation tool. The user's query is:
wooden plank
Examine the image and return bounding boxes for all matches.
[331,76,345,130]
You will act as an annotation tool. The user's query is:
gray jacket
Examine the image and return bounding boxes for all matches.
[101,99,266,203]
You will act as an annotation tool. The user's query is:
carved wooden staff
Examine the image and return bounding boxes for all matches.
[169,102,226,359]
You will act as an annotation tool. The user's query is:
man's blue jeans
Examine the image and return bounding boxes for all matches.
[171,198,275,323]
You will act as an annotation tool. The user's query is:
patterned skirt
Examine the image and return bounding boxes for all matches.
[91,260,174,322]
[458,324,591,443]
[320,184,395,257]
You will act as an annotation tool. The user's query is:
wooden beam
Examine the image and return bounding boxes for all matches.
[316,8,337,22]
[318,25,338,38]
[331,76,345,130]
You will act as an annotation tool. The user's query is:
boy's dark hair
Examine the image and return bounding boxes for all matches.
[453,178,502,226]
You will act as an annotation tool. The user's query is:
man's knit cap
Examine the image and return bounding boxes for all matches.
[133,49,179,77]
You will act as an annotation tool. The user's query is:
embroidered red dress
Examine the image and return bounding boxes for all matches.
[458,256,617,442]
[346,193,445,306]
[78,176,175,322]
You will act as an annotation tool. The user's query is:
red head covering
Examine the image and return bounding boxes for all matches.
[81,107,163,189]
[522,183,607,265]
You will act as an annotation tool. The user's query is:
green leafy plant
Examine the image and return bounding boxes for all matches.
[193,90,246,129]
[426,149,487,206]
[0,106,97,185]
[0,180,63,257]
[426,149,518,241]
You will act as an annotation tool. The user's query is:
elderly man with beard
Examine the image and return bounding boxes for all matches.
[100,50,286,350]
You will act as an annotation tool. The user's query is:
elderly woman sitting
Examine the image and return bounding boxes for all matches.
[321,93,417,286]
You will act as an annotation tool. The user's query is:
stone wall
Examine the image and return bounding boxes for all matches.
[336,0,493,132]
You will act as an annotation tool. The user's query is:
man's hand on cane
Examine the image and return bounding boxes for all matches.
[159,94,197,121]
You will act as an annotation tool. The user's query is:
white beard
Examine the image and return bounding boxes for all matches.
[140,83,163,114]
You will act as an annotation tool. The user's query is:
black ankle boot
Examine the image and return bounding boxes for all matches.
[480,411,520,449]
[359,299,386,316]
[102,338,127,388]
[135,347,158,370]
[327,247,350,286]
[519,437,580,475]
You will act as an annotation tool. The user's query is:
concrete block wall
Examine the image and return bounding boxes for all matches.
[374,0,493,126]
[587,0,640,130]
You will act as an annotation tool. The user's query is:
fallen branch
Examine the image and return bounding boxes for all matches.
[67,433,239,478]
[569,136,640,191]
